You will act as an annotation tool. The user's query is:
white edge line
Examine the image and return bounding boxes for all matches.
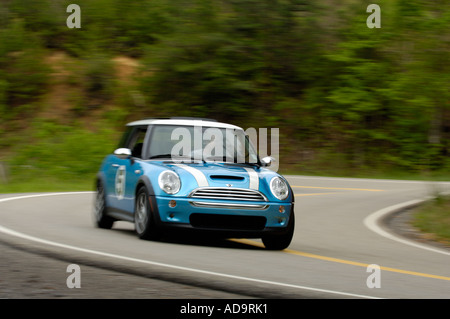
[0,191,94,202]
[0,192,380,299]
[287,175,450,185]
[363,196,450,256]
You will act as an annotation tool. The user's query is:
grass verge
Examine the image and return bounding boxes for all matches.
[0,176,94,194]
[412,195,450,246]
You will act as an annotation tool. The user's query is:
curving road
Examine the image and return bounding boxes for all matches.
[0,176,449,299]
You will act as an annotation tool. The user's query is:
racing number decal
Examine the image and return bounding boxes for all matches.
[115,165,126,200]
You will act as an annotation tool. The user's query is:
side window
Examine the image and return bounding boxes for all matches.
[117,127,133,149]
[148,126,179,158]
[126,127,148,158]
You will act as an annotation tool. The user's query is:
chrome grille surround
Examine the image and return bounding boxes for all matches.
[188,187,268,202]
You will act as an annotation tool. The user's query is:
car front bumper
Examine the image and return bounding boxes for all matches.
[152,195,293,236]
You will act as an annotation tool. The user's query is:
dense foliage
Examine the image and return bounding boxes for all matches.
[0,0,448,180]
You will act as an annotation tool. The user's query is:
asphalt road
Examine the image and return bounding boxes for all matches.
[0,176,449,299]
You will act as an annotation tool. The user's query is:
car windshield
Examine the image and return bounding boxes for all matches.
[147,125,259,164]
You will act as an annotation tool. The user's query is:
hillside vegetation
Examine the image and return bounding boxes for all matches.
[0,0,449,190]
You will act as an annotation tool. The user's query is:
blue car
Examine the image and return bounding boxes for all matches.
[94,118,295,250]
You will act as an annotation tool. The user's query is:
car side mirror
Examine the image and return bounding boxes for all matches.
[114,148,132,159]
[260,156,275,167]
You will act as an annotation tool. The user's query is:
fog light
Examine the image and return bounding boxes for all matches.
[169,200,177,208]
[279,205,285,213]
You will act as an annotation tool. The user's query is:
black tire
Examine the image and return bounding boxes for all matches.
[262,212,295,250]
[134,186,162,240]
[94,181,115,229]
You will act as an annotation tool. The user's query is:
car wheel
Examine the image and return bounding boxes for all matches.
[134,186,161,240]
[94,181,115,229]
[262,212,295,250]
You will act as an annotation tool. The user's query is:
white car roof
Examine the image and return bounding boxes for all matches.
[126,118,243,130]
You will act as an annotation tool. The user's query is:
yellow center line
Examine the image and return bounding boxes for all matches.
[230,239,450,282]
[294,192,341,197]
[291,185,384,192]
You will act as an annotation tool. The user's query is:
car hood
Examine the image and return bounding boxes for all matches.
[142,160,291,202]
[172,162,259,186]
[150,160,279,191]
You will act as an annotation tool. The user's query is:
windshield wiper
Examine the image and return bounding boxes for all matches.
[204,156,228,162]
[205,156,260,167]
[149,154,176,159]
[149,154,205,163]
[228,161,261,168]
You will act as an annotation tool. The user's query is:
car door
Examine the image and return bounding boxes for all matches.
[106,126,148,216]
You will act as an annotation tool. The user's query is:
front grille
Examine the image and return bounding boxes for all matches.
[189,187,267,202]
[190,213,267,230]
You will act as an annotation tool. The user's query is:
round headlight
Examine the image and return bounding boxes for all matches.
[270,177,289,200]
[158,170,181,194]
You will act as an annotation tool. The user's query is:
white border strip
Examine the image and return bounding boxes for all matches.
[0,192,380,299]
[363,197,450,256]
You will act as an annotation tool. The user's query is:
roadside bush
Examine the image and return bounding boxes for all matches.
[0,19,50,114]
[82,54,115,107]
[9,121,118,182]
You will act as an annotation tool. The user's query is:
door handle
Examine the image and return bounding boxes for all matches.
[112,164,119,167]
